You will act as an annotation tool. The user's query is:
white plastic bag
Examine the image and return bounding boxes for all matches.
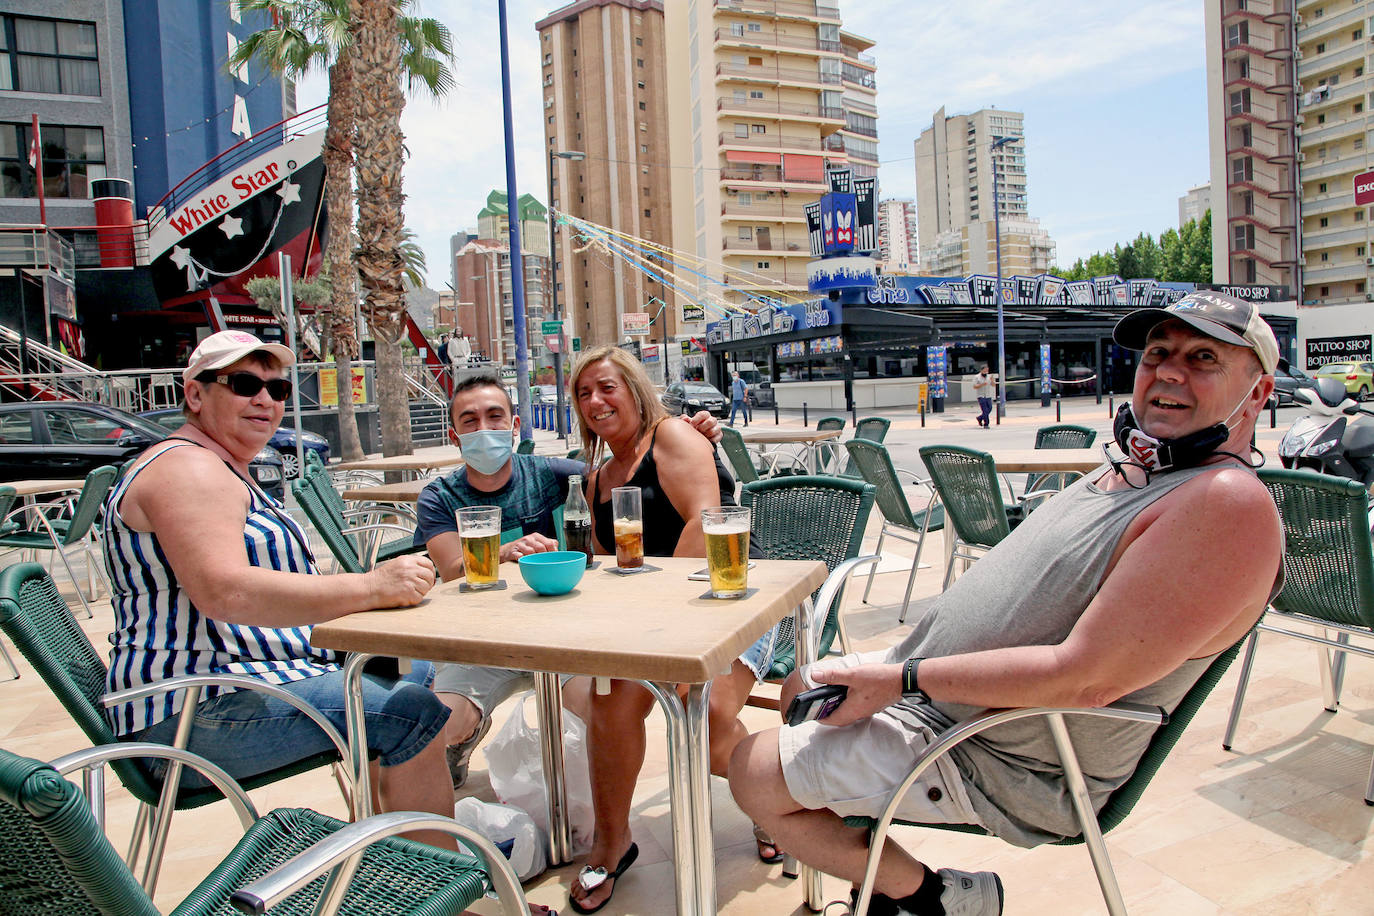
[452,797,548,882]
[483,694,595,857]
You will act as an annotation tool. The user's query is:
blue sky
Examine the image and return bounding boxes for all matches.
[298,0,1210,285]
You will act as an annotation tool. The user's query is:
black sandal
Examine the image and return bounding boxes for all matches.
[753,823,784,864]
[569,843,639,915]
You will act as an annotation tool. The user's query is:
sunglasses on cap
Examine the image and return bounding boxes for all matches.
[198,371,293,402]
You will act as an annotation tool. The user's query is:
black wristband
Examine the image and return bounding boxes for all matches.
[902,657,929,702]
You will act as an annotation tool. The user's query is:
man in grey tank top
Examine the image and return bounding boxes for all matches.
[730,292,1285,916]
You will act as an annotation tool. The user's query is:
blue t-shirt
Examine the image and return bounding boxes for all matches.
[731,377,747,400]
[414,453,587,547]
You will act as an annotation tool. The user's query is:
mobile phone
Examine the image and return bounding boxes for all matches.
[784,684,848,727]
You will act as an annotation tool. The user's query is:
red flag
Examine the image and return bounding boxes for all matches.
[27,125,39,169]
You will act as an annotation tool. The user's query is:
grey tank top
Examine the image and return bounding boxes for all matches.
[883,461,1275,847]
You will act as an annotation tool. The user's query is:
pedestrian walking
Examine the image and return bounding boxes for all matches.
[729,370,750,427]
[973,365,994,428]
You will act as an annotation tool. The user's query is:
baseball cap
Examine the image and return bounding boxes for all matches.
[182,330,295,384]
[1112,291,1279,374]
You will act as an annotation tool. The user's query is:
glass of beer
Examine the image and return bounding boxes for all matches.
[611,486,644,570]
[458,506,501,588]
[702,506,751,598]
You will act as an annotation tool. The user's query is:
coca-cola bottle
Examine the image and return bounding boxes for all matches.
[562,474,593,566]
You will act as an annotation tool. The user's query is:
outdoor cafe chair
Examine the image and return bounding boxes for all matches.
[291,474,423,575]
[918,445,1023,591]
[814,416,846,474]
[740,475,877,677]
[0,562,355,895]
[718,427,804,489]
[824,637,1248,916]
[0,465,118,620]
[844,438,945,623]
[0,743,530,916]
[1025,423,1099,497]
[516,437,536,455]
[1223,467,1374,804]
[833,416,893,479]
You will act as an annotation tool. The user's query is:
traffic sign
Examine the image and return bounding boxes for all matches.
[572,337,582,352]
[541,320,564,336]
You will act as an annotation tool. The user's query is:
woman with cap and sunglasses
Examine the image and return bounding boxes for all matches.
[101,331,461,848]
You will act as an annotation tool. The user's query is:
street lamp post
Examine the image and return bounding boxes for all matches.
[990,134,1020,422]
[547,150,585,440]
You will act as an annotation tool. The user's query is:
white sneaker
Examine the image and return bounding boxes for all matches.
[937,868,1003,916]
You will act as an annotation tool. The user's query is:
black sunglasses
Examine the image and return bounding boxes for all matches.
[201,371,292,402]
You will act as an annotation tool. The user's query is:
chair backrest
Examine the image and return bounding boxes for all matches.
[304,448,327,473]
[815,417,845,472]
[61,465,118,545]
[516,438,536,455]
[1257,467,1374,629]
[0,746,161,915]
[0,563,164,805]
[717,427,759,485]
[291,477,365,575]
[741,475,875,665]
[853,416,891,444]
[0,486,14,527]
[816,417,845,432]
[305,463,349,518]
[566,447,584,462]
[918,445,1011,550]
[844,439,943,534]
[1035,424,1097,450]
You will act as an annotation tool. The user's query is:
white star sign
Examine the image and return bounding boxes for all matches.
[168,244,206,289]
[276,180,301,206]
[219,214,244,239]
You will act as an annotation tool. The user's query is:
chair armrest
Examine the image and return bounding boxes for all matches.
[229,811,531,916]
[49,742,259,829]
[803,555,879,663]
[341,505,419,524]
[102,674,351,769]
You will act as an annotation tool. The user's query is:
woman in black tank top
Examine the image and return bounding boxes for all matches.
[566,347,777,911]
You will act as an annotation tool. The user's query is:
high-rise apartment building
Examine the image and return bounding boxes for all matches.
[877,198,918,274]
[535,0,675,355]
[914,107,1055,277]
[1203,1,1299,293]
[664,0,876,310]
[1178,182,1212,228]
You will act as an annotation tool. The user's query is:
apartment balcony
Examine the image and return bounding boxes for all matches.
[1224,39,1281,60]
[716,95,846,125]
[1298,4,1367,42]
[720,200,811,221]
[719,131,824,152]
[1228,141,1294,165]
[1299,259,1367,283]
[1299,40,1367,77]
[1301,190,1361,216]
[714,28,840,56]
[1297,153,1362,181]
[1299,78,1364,115]
[715,62,840,88]
[714,0,841,24]
[1297,115,1364,146]
[1302,224,1371,248]
[723,235,810,255]
[1230,213,1295,237]
[722,264,810,291]
[719,165,827,190]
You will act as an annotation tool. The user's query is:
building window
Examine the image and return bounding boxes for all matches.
[636,36,643,45]
[756,261,770,269]
[1360,281,1368,293]
[734,123,748,137]
[636,58,644,67]
[1230,156,1252,182]
[1358,102,1366,115]
[1320,217,1329,227]
[1317,113,1326,124]
[730,22,744,36]
[1355,29,1364,41]
[1314,7,1324,17]
[1317,42,1326,54]
[1359,210,1368,221]
[1233,223,1254,249]
[637,80,645,89]
[1321,252,1329,261]
[1358,138,1366,150]
[0,15,100,96]
[643,208,651,217]
[749,89,763,99]
[1243,258,1257,283]
[1360,246,1367,256]
[1320,286,1330,297]
[1228,89,1250,115]
[543,53,551,65]
[640,144,648,153]
[1320,182,1328,192]
[748,22,761,32]
[1225,21,1248,48]
[1358,66,1365,77]
[638,101,646,110]
[1,121,105,198]
[751,123,766,134]
[739,226,753,239]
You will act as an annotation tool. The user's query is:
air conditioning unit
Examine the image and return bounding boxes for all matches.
[1298,255,1307,265]
[1297,152,1307,162]
[1295,49,1304,59]
[1366,256,1374,266]
[1295,12,1303,24]
[1366,291,1374,301]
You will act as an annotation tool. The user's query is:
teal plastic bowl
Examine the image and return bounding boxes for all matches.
[518,551,587,595]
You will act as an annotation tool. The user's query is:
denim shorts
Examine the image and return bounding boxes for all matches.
[129,661,449,789]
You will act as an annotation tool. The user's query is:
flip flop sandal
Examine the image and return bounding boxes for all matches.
[753,823,784,864]
[569,843,639,915]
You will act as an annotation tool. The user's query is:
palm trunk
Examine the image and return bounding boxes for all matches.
[351,0,411,457]
[324,52,364,460]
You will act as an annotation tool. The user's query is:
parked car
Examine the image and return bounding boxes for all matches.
[661,382,730,418]
[1270,358,1319,407]
[1313,361,1374,400]
[139,408,327,479]
[0,401,284,500]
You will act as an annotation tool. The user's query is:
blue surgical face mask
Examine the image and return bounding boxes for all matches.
[458,427,515,475]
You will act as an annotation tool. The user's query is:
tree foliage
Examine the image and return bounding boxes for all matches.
[1052,211,1211,283]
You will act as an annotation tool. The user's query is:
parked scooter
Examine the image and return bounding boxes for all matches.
[1278,377,1374,486]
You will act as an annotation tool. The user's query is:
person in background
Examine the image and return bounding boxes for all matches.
[729,369,750,427]
[972,365,994,429]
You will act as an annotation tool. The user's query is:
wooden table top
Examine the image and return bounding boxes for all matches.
[2,478,87,497]
[341,478,432,503]
[311,556,828,684]
[331,447,465,473]
[736,428,841,445]
[987,448,1105,474]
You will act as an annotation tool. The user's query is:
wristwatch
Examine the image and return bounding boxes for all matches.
[901,657,930,703]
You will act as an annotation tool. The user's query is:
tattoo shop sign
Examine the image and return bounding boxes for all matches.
[1306,334,1372,367]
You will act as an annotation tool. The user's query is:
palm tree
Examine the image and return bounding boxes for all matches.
[230,0,453,459]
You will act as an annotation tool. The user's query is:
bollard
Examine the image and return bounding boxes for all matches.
[1055,393,1062,423]
[919,398,926,428]
[1107,394,1114,418]
[1270,398,1277,429]
[851,403,857,428]
[803,402,808,426]
[774,401,779,425]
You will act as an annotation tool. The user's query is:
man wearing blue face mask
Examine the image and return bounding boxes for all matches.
[413,373,722,788]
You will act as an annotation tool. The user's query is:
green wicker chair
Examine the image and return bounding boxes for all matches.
[832,417,892,479]
[718,427,761,486]
[292,473,423,574]
[918,445,1021,591]
[1027,423,1100,495]
[814,416,846,474]
[845,439,945,623]
[1224,468,1374,805]
[0,466,117,619]
[831,639,1246,916]
[516,437,536,455]
[739,475,876,679]
[0,743,528,916]
[0,562,353,894]
[566,447,584,462]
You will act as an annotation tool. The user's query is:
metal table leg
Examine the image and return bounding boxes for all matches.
[533,671,573,866]
[645,679,714,915]
[342,653,375,819]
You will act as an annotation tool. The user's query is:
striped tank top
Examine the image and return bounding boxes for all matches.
[103,439,340,736]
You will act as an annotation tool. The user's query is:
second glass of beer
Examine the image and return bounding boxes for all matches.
[611,486,644,569]
[458,506,501,589]
[702,506,750,598]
